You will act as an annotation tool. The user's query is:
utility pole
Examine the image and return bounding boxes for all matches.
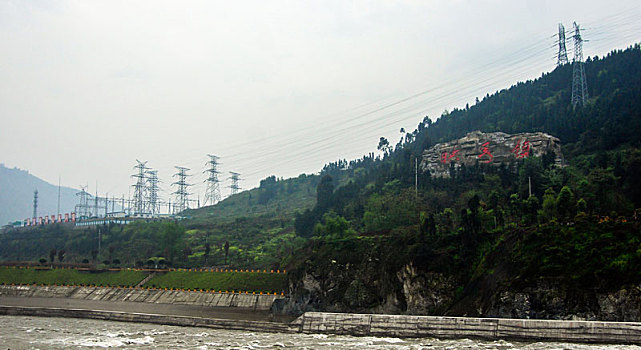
[415,157,418,198]
[57,176,61,218]
[571,21,589,106]
[172,166,192,214]
[528,176,532,198]
[557,23,569,66]
[229,172,241,196]
[94,181,98,217]
[203,154,222,206]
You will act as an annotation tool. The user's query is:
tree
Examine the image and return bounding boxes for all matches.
[49,248,56,264]
[91,250,98,262]
[204,242,211,266]
[108,246,115,264]
[316,174,334,210]
[223,241,230,265]
[57,249,66,263]
[312,211,355,238]
[557,186,576,222]
[377,137,391,155]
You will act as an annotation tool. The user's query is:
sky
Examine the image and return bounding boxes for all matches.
[1,0,640,210]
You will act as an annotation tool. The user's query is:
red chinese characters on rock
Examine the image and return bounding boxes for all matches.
[478,142,494,163]
[511,139,531,159]
[440,149,460,164]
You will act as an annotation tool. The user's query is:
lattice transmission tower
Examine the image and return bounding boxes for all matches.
[75,185,92,218]
[32,189,38,220]
[571,22,589,106]
[146,169,161,214]
[557,23,569,66]
[203,154,222,206]
[131,160,148,214]
[229,172,241,196]
[172,166,192,214]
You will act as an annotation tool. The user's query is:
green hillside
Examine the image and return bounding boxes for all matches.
[285,44,641,317]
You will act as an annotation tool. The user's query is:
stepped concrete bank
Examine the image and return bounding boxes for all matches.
[2,285,641,344]
[0,305,295,333]
[0,285,279,310]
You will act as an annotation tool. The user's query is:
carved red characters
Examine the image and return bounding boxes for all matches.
[440,149,460,164]
[511,139,531,159]
[478,142,494,163]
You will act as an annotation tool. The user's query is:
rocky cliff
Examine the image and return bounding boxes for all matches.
[283,262,641,322]
[421,131,563,178]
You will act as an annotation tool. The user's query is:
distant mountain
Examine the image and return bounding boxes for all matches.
[0,164,78,225]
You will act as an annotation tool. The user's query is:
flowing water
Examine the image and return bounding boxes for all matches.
[0,315,639,349]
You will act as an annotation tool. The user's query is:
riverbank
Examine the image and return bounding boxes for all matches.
[2,305,641,344]
[0,284,280,311]
[2,285,641,344]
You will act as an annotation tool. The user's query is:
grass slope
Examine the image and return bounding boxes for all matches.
[145,270,287,293]
[0,267,147,287]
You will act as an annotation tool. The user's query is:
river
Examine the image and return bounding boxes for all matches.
[1,315,639,349]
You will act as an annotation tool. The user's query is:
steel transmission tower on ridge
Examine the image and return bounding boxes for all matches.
[203,154,222,206]
[571,22,589,106]
[172,166,192,214]
[75,185,92,218]
[131,160,148,214]
[146,169,161,214]
[229,172,241,196]
[557,23,569,66]
[32,189,38,220]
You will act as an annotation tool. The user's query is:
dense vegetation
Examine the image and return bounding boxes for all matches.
[285,45,641,312]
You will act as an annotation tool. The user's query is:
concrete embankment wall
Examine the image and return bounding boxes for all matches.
[0,305,295,333]
[0,285,278,310]
[294,312,641,344]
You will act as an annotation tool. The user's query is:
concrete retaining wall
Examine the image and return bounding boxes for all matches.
[0,285,279,311]
[294,312,641,344]
[0,305,295,333]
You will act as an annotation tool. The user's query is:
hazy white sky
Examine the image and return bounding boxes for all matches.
[1,0,640,206]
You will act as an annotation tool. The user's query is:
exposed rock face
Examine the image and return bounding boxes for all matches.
[397,263,457,315]
[421,131,563,178]
[597,286,641,321]
[488,280,641,321]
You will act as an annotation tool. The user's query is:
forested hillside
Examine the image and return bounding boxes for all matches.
[284,45,641,319]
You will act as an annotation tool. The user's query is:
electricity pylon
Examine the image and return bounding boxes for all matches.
[571,22,589,106]
[203,154,222,206]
